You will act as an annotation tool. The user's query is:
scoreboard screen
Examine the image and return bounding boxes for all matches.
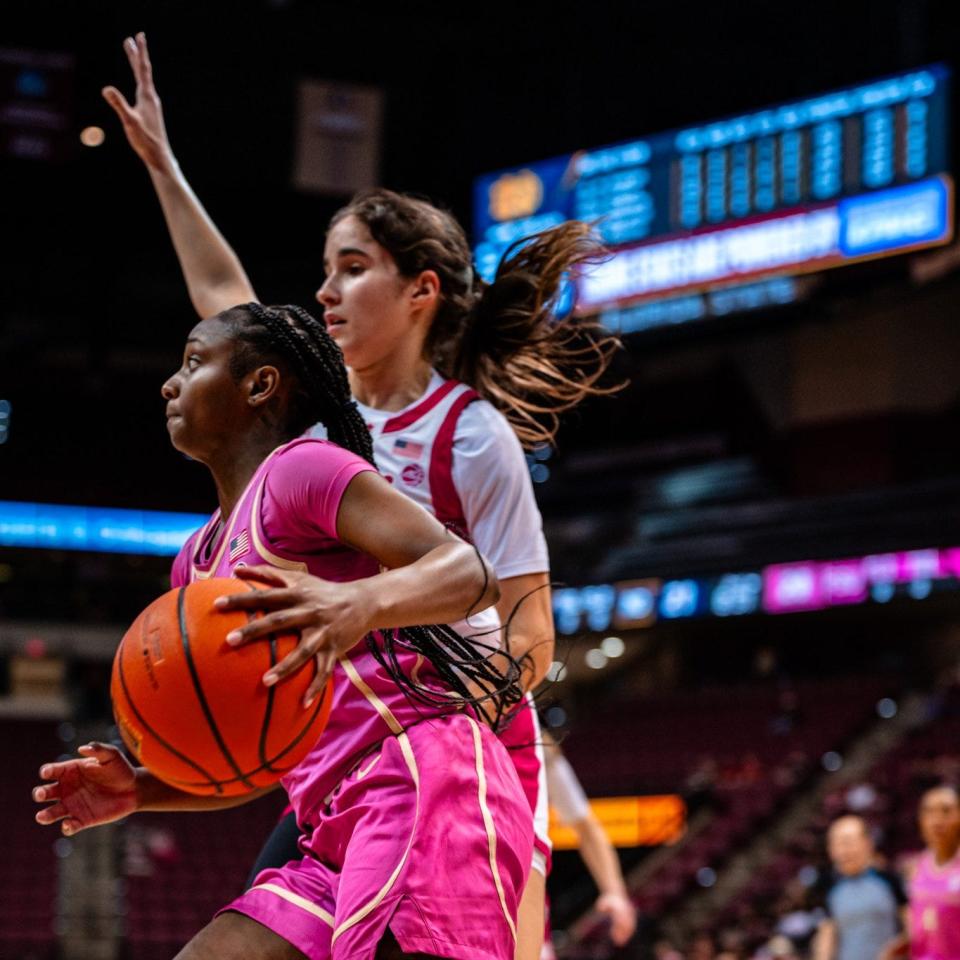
[473,66,952,333]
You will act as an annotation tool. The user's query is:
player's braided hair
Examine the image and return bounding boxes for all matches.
[218,302,525,729]
[221,302,375,464]
[366,554,527,731]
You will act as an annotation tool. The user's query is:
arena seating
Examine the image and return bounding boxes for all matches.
[0,720,61,960]
[558,676,891,940]
[696,685,960,953]
[121,792,288,958]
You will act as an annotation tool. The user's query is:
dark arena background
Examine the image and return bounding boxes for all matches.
[4,1,960,958]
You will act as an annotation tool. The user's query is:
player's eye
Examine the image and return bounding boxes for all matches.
[186,355,202,370]
[346,263,365,275]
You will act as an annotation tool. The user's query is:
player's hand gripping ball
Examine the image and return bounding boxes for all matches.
[110,578,333,796]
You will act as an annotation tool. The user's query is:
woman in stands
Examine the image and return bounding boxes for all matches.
[35,302,530,960]
[102,32,620,960]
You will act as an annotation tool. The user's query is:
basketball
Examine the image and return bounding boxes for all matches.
[110,577,332,796]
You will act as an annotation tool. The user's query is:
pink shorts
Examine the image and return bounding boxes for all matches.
[223,713,533,960]
[498,694,551,875]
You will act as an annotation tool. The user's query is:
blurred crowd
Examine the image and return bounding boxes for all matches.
[650,785,960,960]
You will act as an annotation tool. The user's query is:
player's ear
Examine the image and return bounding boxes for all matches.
[247,365,281,407]
[410,269,440,313]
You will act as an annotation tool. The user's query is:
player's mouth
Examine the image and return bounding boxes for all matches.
[324,312,347,331]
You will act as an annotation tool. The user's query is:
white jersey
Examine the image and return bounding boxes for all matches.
[354,370,550,582]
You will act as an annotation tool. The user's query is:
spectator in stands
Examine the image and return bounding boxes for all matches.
[756,933,800,959]
[687,932,716,959]
[652,939,683,960]
[812,815,908,960]
[905,785,960,960]
[773,880,820,950]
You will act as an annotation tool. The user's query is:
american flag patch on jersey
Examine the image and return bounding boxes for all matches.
[228,530,249,561]
[393,438,424,459]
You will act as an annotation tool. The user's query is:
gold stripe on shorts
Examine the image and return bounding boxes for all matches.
[249,882,335,928]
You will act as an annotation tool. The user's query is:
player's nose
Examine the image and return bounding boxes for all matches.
[161,374,180,400]
[316,276,338,307]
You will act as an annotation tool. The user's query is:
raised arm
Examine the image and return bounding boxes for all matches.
[102,32,256,318]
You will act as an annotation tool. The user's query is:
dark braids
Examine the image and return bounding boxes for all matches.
[222,302,375,465]
[218,302,525,730]
[367,547,527,732]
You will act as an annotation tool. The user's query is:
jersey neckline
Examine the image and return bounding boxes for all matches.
[353,369,447,421]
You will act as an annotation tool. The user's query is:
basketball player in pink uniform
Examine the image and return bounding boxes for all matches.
[908,785,960,960]
[102,33,620,960]
[35,302,533,960]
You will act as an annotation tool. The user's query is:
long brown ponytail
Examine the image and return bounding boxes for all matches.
[330,189,622,448]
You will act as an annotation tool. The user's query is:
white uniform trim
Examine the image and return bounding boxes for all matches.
[545,751,591,826]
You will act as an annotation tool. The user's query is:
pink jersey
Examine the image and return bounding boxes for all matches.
[171,437,467,809]
[910,850,960,959]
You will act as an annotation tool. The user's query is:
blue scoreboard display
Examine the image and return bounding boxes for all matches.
[473,66,952,333]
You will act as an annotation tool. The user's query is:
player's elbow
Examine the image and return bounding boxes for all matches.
[506,627,553,689]
[526,633,554,688]
[483,561,502,608]
[192,280,258,320]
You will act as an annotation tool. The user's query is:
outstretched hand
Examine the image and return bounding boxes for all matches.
[215,566,373,706]
[102,32,176,174]
[33,742,138,836]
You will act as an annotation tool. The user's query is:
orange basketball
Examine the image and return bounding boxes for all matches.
[110,577,332,797]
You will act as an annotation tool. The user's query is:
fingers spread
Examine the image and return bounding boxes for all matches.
[33,783,61,803]
[122,36,139,74]
[102,86,135,120]
[232,565,294,588]
[137,32,154,83]
[264,641,318,686]
[215,586,298,614]
[224,608,310,647]
[79,741,117,761]
[40,758,97,782]
[303,667,331,708]
[35,801,68,825]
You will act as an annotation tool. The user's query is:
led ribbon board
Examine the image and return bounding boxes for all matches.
[0,500,206,556]
[473,66,952,330]
[552,546,960,634]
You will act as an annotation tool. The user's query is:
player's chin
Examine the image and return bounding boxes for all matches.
[327,324,350,352]
[166,418,195,455]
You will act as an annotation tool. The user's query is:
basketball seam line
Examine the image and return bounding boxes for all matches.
[159,684,330,788]
[116,633,224,790]
[257,584,278,772]
[177,586,255,791]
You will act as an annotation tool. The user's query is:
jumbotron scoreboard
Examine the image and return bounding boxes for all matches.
[473,66,952,333]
